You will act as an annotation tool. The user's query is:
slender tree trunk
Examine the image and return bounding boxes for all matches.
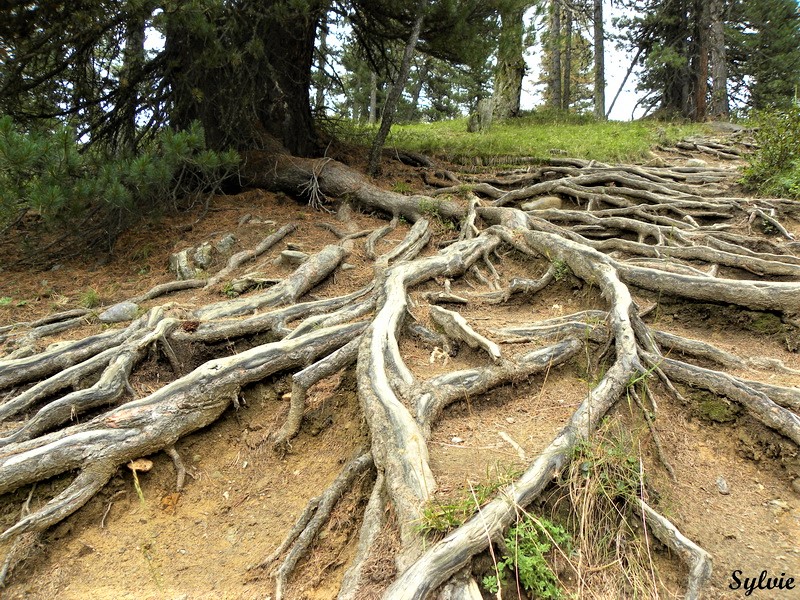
[368,71,377,125]
[315,16,329,114]
[492,2,527,120]
[692,0,710,120]
[562,8,572,110]
[593,0,605,119]
[121,6,146,152]
[367,0,426,176]
[549,1,562,109]
[708,0,729,118]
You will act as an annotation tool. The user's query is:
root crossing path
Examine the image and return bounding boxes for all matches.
[0,138,799,599]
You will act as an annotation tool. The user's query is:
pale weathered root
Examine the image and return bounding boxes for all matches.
[637,499,713,600]
[0,322,364,546]
[0,326,132,390]
[652,330,800,376]
[429,306,501,362]
[365,217,399,259]
[174,287,372,343]
[271,333,363,452]
[261,452,374,600]
[385,226,644,599]
[357,232,505,570]
[195,243,349,320]
[415,339,583,432]
[205,224,298,287]
[337,471,388,600]
[0,309,177,445]
[643,352,800,446]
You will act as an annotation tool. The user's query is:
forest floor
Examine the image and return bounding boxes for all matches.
[0,137,798,600]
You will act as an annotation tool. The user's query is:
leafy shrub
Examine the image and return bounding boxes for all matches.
[742,108,800,199]
[0,117,239,262]
[483,515,572,599]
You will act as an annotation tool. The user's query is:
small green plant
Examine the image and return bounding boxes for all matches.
[79,288,100,309]
[222,282,239,298]
[482,515,572,599]
[418,466,521,537]
[392,181,413,194]
[418,198,441,217]
[0,297,12,306]
[552,259,572,281]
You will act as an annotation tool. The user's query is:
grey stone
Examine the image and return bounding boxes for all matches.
[216,234,237,254]
[169,249,197,280]
[716,476,730,495]
[686,158,708,167]
[276,250,309,266]
[193,242,215,269]
[98,301,139,323]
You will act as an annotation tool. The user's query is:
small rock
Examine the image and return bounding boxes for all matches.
[215,233,237,254]
[275,250,309,266]
[341,263,356,271]
[716,476,730,495]
[193,242,215,269]
[686,158,707,167]
[170,248,197,280]
[451,436,464,444]
[791,478,800,495]
[98,301,139,323]
[768,499,790,513]
[238,214,252,226]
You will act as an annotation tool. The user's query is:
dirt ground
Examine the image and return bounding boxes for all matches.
[0,151,798,600]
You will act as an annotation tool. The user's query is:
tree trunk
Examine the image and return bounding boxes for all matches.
[549,1,563,109]
[368,71,378,125]
[692,0,710,120]
[163,0,324,155]
[492,2,527,120]
[562,7,573,110]
[593,0,605,119]
[708,0,729,118]
[120,3,146,152]
[367,0,426,176]
[314,15,329,114]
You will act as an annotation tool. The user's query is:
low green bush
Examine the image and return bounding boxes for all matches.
[742,108,800,199]
[0,117,239,259]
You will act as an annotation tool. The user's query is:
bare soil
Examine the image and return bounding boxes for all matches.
[0,151,798,600]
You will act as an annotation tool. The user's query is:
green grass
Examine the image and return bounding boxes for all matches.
[418,465,521,537]
[374,114,701,165]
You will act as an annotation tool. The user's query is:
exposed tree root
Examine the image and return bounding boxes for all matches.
[0,144,798,599]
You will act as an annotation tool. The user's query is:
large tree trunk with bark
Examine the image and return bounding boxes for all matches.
[492,2,527,120]
[163,0,325,155]
[709,0,729,118]
[0,131,798,599]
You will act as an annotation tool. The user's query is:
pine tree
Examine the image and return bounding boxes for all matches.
[731,0,800,110]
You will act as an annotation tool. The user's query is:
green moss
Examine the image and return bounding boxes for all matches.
[693,391,741,423]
